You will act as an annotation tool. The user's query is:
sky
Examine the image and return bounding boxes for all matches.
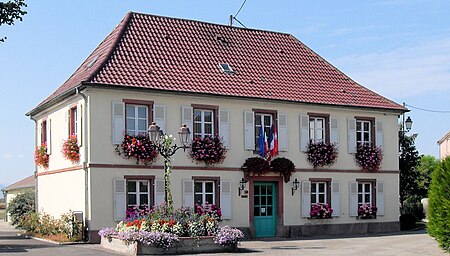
[0,0,449,186]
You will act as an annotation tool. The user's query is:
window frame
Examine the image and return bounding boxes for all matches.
[309,178,331,207]
[356,178,376,208]
[124,175,155,209]
[123,99,154,136]
[253,109,277,152]
[69,106,77,136]
[41,120,47,144]
[192,176,220,207]
[355,116,375,146]
[308,112,330,143]
[191,104,219,139]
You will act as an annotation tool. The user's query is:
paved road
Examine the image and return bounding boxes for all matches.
[0,219,446,256]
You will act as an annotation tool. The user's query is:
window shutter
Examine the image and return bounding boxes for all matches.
[299,114,309,152]
[46,119,52,155]
[112,102,125,144]
[330,117,339,145]
[38,121,42,145]
[331,181,340,217]
[347,118,357,154]
[376,121,384,152]
[376,181,385,216]
[278,113,288,151]
[65,110,69,137]
[301,180,311,218]
[77,103,83,147]
[113,179,126,221]
[219,109,230,148]
[244,111,255,150]
[154,105,166,134]
[349,181,358,217]
[154,179,165,206]
[220,180,232,220]
[181,106,193,141]
[182,180,194,208]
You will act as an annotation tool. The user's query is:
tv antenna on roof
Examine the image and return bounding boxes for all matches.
[229,0,247,28]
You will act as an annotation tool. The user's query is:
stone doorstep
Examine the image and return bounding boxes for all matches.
[101,236,237,255]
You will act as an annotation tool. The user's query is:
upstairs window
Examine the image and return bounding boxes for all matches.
[193,109,215,138]
[69,107,78,135]
[41,120,47,144]
[254,113,274,150]
[309,117,325,143]
[356,119,373,145]
[126,104,148,136]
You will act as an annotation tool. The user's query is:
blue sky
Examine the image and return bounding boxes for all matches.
[1,0,449,185]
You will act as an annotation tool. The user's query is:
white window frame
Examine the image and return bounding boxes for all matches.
[194,181,215,206]
[358,182,372,207]
[127,180,150,208]
[356,120,371,145]
[126,104,148,136]
[254,113,273,150]
[311,181,327,205]
[193,109,214,138]
[309,117,325,143]
[73,108,78,135]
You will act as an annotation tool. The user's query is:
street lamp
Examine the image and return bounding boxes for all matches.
[148,122,191,209]
[401,102,413,132]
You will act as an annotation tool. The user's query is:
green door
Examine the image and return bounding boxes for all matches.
[254,182,276,237]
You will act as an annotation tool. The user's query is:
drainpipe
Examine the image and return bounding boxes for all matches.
[76,86,89,241]
[29,115,39,214]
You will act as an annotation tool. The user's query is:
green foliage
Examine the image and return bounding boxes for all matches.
[402,195,425,221]
[0,0,27,42]
[7,190,34,226]
[416,155,439,198]
[399,131,420,203]
[428,156,450,251]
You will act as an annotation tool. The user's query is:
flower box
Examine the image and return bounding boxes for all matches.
[101,236,237,255]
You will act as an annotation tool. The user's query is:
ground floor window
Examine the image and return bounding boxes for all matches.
[195,181,215,205]
[358,182,372,207]
[311,181,327,205]
[127,180,150,208]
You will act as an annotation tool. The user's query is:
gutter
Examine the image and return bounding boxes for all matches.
[29,115,39,214]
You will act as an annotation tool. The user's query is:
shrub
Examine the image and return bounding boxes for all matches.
[428,157,450,251]
[402,196,425,221]
[306,141,338,168]
[7,190,35,226]
[270,157,295,183]
[190,135,227,166]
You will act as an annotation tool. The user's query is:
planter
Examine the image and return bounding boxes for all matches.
[101,236,237,255]
[357,215,377,220]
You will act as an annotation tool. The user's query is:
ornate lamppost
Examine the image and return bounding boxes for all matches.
[148,122,191,210]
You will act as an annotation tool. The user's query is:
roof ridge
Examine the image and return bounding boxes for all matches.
[129,11,292,37]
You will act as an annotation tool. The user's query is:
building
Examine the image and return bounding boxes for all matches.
[26,12,406,242]
[438,131,450,160]
[2,175,35,222]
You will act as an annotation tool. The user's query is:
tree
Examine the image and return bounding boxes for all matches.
[399,131,420,203]
[416,155,439,198]
[0,0,27,42]
[6,190,35,226]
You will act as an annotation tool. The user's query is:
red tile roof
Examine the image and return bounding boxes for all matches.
[2,175,35,192]
[32,12,405,112]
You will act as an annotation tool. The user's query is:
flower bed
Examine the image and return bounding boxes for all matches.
[99,204,243,255]
[306,141,338,168]
[190,135,227,166]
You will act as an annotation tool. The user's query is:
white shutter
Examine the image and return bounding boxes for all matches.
[219,109,230,148]
[38,121,42,145]
[299,114,309,152]
[376,181,385,216]
[244,111,255,150]
[112,102,125,144]
[220,180,232,220]
[376,121,384,152]
[278,113,288,151]
[347,118,357,154]
[154,105,166,134]
[331,181,340,217]
[46,119,52,155]
[114,179,127,221]
[330,117,339,145]
[181,106,193,141]
[301,180,311,218]
[349,181,358,217]
[65,110,69,137]
[154,179,165,206]
[77,103,83,147]
[182,180,194,208]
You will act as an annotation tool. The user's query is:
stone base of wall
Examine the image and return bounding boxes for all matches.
[89,230,101,244]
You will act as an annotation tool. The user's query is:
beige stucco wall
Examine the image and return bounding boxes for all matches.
[439,137,450,160]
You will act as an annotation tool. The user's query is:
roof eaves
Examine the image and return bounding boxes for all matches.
[437,131,450,144]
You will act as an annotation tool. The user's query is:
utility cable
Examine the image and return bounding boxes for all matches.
[405,103,450,113]
[234,0,247,18]
[233,17,247,28]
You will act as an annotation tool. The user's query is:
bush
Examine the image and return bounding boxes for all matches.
[400,214,417,230]
[428,157,450,251]
[402,196,425,221]
[7,190,35,226]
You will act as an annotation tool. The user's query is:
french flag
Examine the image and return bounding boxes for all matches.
[270,125,278,157]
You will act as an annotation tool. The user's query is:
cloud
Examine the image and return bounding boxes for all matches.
[333,37,450,99]
[2,153,13,159]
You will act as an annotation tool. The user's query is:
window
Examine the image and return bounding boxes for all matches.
[41,120,47,144]
[193,109,214,138]
[308,113,330,143]
[311,182,327,205]
[127,180,151,208]
[126,104,148,136]
[358,182,372,207]
[192,176,220,207]
[355,118,375,146]
[69,107,77,135]
[254,112,274,150]
[219,63,234,74]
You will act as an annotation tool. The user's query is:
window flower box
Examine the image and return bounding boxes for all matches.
[306,141,338,168]
[357,203,377,219]
[189,135,227,167]
[309,203,333,219]
[62,134,80,163]
[115,134,158,165]
[34,142,49,168]
[270,157,295,183]
[355,144,383,172]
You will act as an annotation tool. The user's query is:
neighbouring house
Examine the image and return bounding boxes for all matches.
[26,12,406,243]
[438,131,450,160]
[1,175,35,222]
